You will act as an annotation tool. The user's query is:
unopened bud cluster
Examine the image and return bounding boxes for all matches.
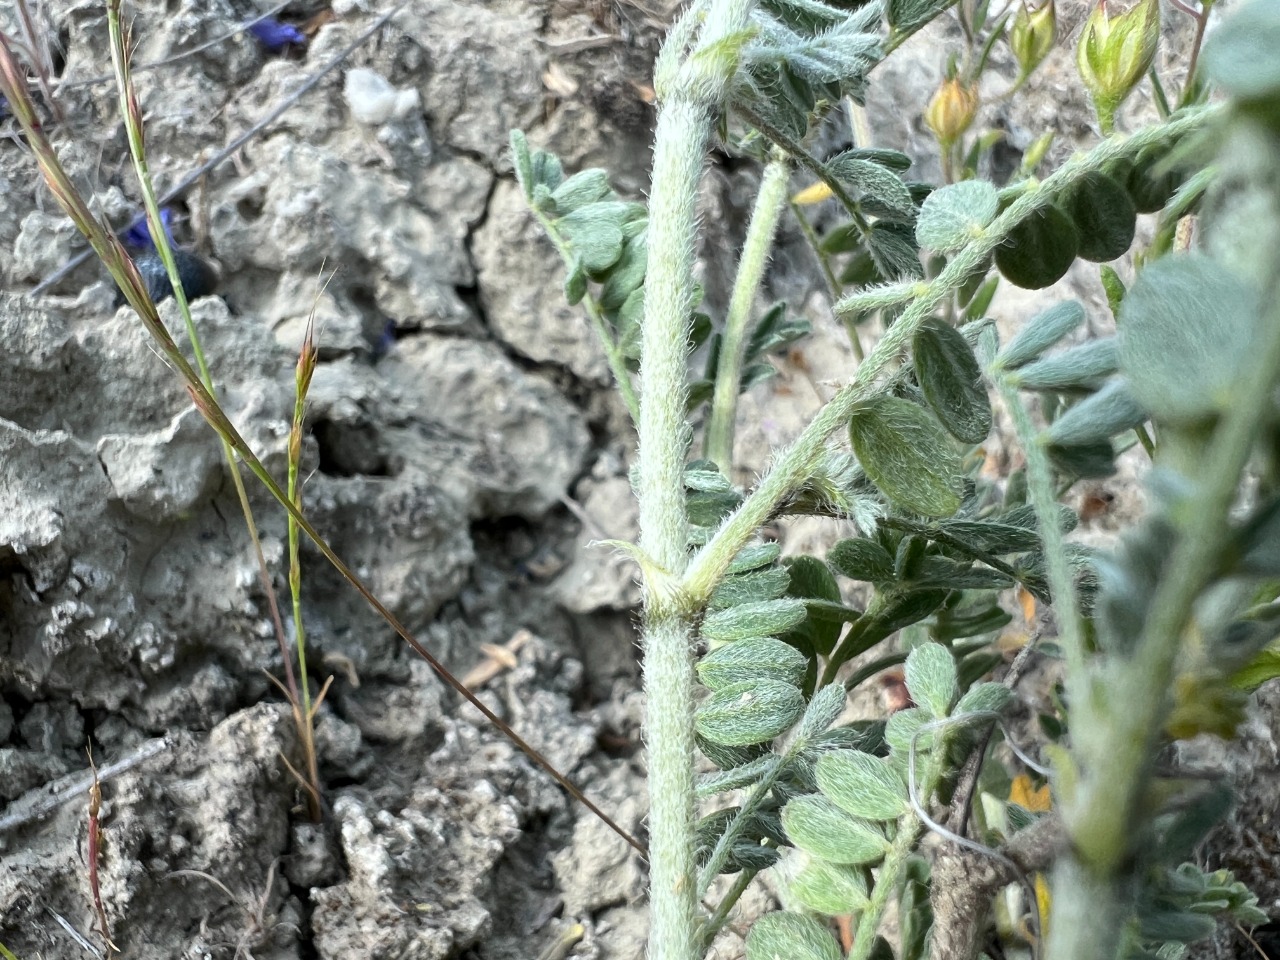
[1010,0,1056,78]
[1076,0,1160,133]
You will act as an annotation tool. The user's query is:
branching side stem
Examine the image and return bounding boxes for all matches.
[1048,109,1280,960]
[995,384,1086,681]
[705,155,791,473]
[529,209,642,424]
[847,752,944,960]
[681,105,1218,608]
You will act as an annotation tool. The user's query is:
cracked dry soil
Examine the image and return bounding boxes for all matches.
[1,1,667,956]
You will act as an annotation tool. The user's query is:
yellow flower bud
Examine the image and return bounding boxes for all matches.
[924,77,979,148]
[1076,0,1160,133]
[791,181,835,205]
[1010,0,1056,78]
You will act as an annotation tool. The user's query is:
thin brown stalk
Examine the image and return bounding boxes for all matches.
[288,304,324,821]
[107,0,302,722]
[85,747,119,958]
[264,671,325,817]
[14,0,62,121]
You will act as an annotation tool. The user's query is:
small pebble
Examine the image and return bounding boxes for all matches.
[343,67,420,126]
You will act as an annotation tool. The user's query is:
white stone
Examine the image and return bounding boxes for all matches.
[343,67,420,126]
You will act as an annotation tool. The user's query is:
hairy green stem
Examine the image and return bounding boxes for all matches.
[705,156,790,473]
[848,752,944,960]
[696,750,791,896]
[639,4,755,958]
[696,756,782,897]
[995,383,1086,682]
[739,103,873,241]
[790,200,865,360]
[681,105,1218,608]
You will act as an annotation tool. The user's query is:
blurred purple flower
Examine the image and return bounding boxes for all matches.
[373,320,397,358]
[120,207,175,251]
[249,17,306,52]
[0,94,10,119]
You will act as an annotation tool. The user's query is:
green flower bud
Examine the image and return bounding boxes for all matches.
[1022,131,1055,172]
[1076,0,1161,134]
[1010,0,1056,78]
[925,77,980,149]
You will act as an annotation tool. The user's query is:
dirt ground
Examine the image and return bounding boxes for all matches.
[1,1,1275,958]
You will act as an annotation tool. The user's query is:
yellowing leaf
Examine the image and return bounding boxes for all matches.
[1009,773,1051,812]
[793,181,835,205]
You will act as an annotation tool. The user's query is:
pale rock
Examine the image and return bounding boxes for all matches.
[343,67,420,126]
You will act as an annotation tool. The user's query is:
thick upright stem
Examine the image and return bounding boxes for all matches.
[641,610,699,960]
[705,157,790,473]
[1048,115,1280,960]
[638,4,754,958]
[639,96,705,576]
[1049,293,1280,959]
